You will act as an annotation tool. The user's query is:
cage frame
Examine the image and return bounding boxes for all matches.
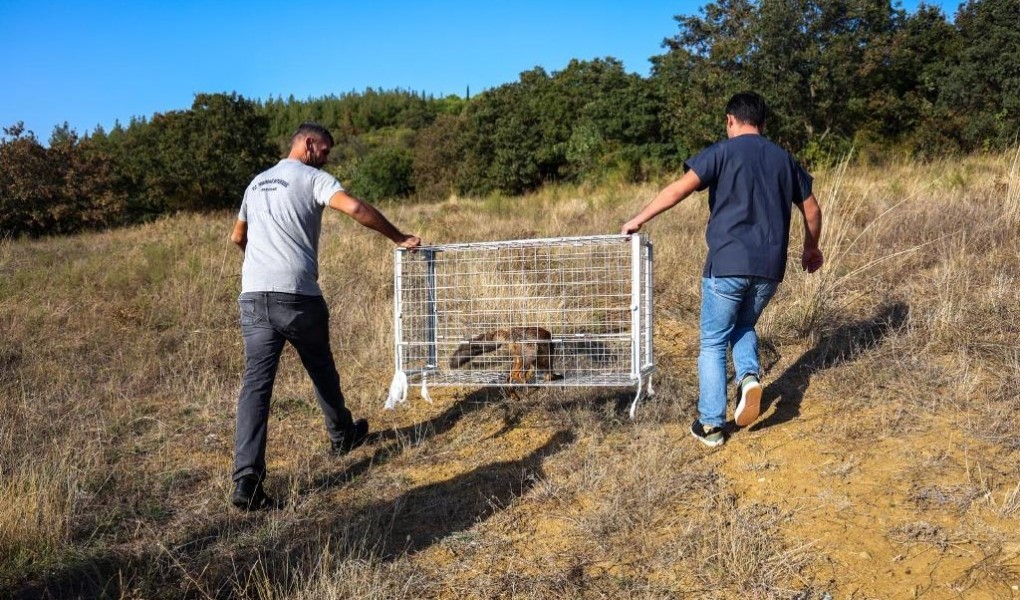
[386,234,655,418]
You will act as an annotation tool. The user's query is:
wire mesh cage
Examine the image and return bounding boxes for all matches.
[386,234,654,416]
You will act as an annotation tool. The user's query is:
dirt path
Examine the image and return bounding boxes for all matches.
[387,315,1020,598]
[714,357,1020,598]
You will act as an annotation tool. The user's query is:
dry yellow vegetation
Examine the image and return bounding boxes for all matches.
[1,151,1019,599]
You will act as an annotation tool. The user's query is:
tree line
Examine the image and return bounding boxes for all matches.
[2,0,1017,237]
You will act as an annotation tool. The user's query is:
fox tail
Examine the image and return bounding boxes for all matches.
[449,331,507,368]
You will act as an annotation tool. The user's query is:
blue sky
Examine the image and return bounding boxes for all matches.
[2,0,957,141]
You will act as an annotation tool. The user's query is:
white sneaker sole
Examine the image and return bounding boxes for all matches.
[735,380,762,427]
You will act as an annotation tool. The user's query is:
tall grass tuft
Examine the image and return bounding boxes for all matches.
[1005,143,1020,226]
[0,457,77,567]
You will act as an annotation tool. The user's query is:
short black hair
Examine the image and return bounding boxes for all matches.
[725,92,768,129]
[293,122,334,146]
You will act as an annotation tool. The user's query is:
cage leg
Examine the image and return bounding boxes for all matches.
[628,377,645,420]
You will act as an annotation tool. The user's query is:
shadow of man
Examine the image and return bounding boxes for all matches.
[13,428,575,600]
[9,386,536,600]
[751,301,909,431]
[369,429,575,557]
[187,429,577,593]
[306,386,510,493]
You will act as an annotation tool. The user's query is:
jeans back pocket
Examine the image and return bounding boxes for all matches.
[239,298,259,326]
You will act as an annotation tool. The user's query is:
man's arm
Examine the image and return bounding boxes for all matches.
[621,169,701,234]
[230,220,247,252]
[328,191,421,249]
[796,195,823,273]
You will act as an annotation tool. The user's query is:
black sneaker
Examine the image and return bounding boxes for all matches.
[690,419,725,448]
[230,475,274,511]
[331,418,369,455]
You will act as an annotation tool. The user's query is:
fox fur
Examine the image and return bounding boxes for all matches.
[449,326,564,384]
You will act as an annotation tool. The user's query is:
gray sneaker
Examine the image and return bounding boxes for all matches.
[735,374,762,427]
[690,419,725,447]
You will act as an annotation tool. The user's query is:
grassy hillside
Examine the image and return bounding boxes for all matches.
[2,152,1019,599]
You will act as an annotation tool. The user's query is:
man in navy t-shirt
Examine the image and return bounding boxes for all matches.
[622,92,823,447]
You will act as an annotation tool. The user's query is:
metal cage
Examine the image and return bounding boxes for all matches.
[386,234,654,416]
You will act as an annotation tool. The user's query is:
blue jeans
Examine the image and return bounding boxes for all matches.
[697,276,779,428]
[234,292,354,482]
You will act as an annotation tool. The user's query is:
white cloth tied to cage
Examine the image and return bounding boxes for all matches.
[628,375,655,420]
[385,371,408,410]
[628,378,643,419]
[385,371,434,409]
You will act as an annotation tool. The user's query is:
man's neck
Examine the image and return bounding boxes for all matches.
[728,124,761,138]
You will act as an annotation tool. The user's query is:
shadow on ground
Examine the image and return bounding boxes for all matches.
[11,387,577,600]
[751,301,910,432]
[304,386,507,493]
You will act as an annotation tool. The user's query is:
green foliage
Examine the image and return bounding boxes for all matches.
[343,146,414,201]
[88,93,275,219]
[937,0,1020,151]
[566,122,605,176]
[2,93,273,236]
[412,114,470,201]
[555,58,666,181]
[4,0,1019,237]
[460,58,667,195]
[0,122,126,236]
[137,92,275,213]
[646,0,1019,161]
[460,69,551,195]
[651,0,915,159]
[188,93,278,209]
[0,124,54,236]
[652,0,756,152]
[258,89,442,151]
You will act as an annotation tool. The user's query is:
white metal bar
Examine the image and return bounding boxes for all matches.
[630,233,642,380]
[643,238,655,373]
[425,249,438,370]
[413,233,631,253]
[393,248,404,374]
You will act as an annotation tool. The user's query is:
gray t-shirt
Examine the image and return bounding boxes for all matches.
[238,159,344,296]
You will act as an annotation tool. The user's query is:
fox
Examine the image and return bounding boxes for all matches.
[449,326,564,384]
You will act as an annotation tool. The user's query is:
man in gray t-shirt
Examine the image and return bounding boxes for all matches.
[228,122,420,510]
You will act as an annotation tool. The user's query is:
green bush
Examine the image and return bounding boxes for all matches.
[345,146,414,201]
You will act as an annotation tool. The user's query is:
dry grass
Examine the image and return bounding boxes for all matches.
[2,152,1019,599]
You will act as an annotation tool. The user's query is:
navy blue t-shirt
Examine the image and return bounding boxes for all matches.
[684,134,812,282]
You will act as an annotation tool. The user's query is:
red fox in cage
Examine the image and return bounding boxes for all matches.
[449,327,564,384]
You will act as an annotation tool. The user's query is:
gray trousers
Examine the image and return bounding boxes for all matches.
[233,292,354,482]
